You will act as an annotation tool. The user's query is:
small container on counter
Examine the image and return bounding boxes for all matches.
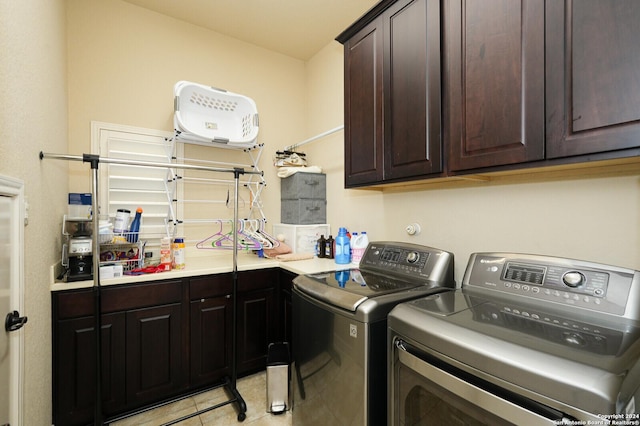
[326,235,334,259]
[172,237,185,269]
[316,235,327,258]
[113,209,130,235]
[159,237,172,271]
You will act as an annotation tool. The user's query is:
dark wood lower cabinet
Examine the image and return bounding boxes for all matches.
[52,269,282,426]
[237,269,278,375]
[125,303,185,406]
[189,273,233,388]
[54,312,126,426]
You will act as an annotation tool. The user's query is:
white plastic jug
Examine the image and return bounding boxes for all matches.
[351,232,369,264]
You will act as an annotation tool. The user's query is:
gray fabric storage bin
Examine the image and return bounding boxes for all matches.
[281,199,326,225]
[281,173,326,200]
[280,172,326,224]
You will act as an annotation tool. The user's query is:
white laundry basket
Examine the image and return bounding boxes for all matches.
[173,80,259,149]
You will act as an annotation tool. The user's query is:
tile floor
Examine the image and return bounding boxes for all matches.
[110,372,291,426]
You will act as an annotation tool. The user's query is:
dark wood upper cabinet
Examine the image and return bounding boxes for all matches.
[546,0,640,158]
[445,0,545,171]
[383,0,442,180]
[342,18,384,187]
[341,0,640,185]
[339,0,442,187]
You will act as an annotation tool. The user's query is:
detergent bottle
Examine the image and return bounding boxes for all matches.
[335,227,351,264]
[351,231,369,264]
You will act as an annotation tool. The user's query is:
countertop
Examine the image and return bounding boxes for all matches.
[50,250,352,292]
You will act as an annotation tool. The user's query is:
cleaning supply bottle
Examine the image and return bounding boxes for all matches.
[317,235,327,258]
[335,227,351,264]
[351,231,369,264]
[127,207,143,243]
[326,235,335,259]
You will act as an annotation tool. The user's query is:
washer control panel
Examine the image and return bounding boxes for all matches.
[359,241,455,286]
[464,253,638,317]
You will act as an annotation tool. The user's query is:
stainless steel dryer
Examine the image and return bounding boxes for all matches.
[389,252,640,425]
[292,241,456,425]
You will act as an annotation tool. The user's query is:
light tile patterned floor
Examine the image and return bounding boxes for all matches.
[110,372,291,426]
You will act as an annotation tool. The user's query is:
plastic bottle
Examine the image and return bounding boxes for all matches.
[326,235,335,259]
[317,235,327,258]
[350,232,358,259]
[172,237,185,269]
[127,207,143,243]
[114,208,130,235]
[351,231,369,264]
[334,228,351,264]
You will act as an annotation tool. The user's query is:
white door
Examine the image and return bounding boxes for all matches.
[0,176,26,426]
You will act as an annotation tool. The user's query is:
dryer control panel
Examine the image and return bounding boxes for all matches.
[464,253,640,318]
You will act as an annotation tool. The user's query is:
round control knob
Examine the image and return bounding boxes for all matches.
[406,252,420,263]
[563,332,586,347]
[562,271,586,288]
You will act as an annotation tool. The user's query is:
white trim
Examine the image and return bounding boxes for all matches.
[0,174,25,426]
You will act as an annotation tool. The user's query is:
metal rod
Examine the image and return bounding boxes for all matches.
[89,158,104,426]
[39,151,263,176]
[282,124,344,151]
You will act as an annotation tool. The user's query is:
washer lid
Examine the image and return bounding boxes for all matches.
[293,269,425,312]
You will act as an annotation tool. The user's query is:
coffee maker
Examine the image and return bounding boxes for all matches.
[62,216,94,282]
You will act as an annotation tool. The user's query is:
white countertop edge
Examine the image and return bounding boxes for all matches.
[50,252,355,292]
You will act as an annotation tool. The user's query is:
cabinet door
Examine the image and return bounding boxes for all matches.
[126,303,185,406]
[237,269,278,374]
[344,17,384,187]
[383,0,442,180]
[237,287,276,374]
[546,0,640,158]
[446,0,545,171]
[190,295,232,387]
[278,269,296,346]
[54,313,126,426]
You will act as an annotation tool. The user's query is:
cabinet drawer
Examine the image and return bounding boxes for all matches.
[281,199,326,225]
[280,173,326,200]
[238,269,278,293]
[190,273,233,300]
[55,290,94,319]
[101,279,183,313]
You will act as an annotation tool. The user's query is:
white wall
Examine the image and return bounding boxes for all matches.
[0,0,68,424]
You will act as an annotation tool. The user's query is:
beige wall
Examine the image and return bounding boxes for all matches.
[0,0,68,424]
[67,0,309,226]
[382,176,640,280]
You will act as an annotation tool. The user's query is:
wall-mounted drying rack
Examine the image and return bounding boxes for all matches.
[40,150,260,425]
[165,136,268,240]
